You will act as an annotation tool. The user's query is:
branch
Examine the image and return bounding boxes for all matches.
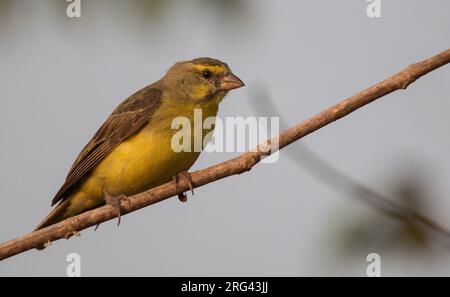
[249,87,450,244]
[1,48,449,261]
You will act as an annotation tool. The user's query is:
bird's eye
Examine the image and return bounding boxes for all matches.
[202,70,212,79]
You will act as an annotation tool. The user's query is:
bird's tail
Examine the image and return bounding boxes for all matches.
[35,190,102,231]
[34,199,73,231]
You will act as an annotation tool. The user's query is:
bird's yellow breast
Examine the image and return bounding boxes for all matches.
[80,95,220,200]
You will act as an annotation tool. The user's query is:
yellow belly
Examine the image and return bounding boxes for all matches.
[90,126,201,197]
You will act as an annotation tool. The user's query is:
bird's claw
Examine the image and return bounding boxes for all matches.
[177,192,188,203]
[103,190,130,226]
[173,172,195,203]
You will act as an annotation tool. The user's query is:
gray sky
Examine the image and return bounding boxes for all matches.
[0,0,449,276]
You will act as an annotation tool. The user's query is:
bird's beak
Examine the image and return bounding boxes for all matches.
[220,72,245,91]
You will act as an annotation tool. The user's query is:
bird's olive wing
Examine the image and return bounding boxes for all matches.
[51,86,163,206]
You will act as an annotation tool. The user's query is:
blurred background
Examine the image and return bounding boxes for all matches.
[0,0,449,276]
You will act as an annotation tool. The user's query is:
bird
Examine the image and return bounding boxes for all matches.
[35,57,244,230]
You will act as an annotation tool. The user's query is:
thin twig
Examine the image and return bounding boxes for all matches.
[0,48,449,261]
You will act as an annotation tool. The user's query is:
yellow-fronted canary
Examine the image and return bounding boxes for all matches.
[36,57,244,230]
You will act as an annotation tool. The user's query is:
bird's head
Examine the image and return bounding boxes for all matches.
[162,57,245,103]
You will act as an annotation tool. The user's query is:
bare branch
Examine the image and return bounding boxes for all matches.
[1,48,449,261]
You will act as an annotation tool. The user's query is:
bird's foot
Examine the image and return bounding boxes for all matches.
[172,172,195,203]
[103,190,130,226]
